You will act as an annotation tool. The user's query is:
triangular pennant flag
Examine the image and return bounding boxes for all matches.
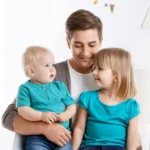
[110,4,115,13]
[142,7,150,29]
[94,0,98,4]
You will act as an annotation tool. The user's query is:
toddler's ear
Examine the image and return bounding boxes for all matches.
[28,67,35,77]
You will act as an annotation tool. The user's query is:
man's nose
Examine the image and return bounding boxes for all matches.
[82,46,90,55]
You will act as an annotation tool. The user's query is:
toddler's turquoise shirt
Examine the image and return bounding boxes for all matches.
[16,81,75,130]
[78,90,140,147]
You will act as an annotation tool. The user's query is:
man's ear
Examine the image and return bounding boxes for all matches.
[27,67,35,77]
[66,37,71,49]
[99,36,103,48]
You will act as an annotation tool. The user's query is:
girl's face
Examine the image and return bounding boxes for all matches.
[93,66,115,89]
[30,53,56,84]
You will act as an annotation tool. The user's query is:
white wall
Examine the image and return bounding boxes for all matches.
[1,0,150,149]
[135,70,150,124]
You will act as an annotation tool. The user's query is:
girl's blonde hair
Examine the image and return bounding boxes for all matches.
[22,46,52,77]
[94,48,137,100]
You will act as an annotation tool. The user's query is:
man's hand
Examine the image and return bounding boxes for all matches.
[41,112,58,123]
[43,123,71,147]
[57,112,70,122]
[13,115,71,147]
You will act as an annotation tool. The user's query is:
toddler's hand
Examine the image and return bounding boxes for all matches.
[41,112,58,124]
[57,112,69,122]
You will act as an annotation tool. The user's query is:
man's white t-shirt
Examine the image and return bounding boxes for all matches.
[67,60,98,102]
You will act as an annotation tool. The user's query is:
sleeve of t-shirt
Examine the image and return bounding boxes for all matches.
[16,85,31,108]
[78,92,90,110]
[60,81,76,106]
[128,99,141,121]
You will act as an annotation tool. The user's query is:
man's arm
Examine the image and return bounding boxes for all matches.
[1,99,71,147]
[2,99,17,131]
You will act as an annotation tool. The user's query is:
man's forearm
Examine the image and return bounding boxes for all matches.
[13,115,45,135]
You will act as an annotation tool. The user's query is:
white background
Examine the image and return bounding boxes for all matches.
[1,0,150,149]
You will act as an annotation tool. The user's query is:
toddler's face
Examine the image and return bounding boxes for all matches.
[31,53,56,84]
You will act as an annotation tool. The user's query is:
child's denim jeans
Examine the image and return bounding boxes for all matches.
[80,145,126,150]
[26,135,72,150]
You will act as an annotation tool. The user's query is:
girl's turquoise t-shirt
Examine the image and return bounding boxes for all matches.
[78,90,140,147]
[16,81,75,130]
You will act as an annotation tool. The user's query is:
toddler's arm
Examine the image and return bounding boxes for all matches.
[57,104,76,122]
[72,106,88,150]
[18,106,58,123]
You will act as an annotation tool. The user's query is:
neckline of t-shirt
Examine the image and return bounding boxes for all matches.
[96,90,129,108]
[67,59,93,76]
[27,80,52,87]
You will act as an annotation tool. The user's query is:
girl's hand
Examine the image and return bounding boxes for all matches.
[57,112,69,122]
[41,112,58,123]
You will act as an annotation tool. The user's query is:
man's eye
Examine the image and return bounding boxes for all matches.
[89,45,95,47]
[75,45,82,48]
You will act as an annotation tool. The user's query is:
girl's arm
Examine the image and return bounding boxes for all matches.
[72,106,88,150]
[127,116,139,150]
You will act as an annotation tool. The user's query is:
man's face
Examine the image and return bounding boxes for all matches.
[67,29,102,69]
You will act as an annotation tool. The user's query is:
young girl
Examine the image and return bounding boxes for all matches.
[16,46,76,150]
[72,48,140,150]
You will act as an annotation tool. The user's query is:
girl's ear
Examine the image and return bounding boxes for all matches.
[113,73,118,82]
[27,67,35,77]
[66,37,71,49]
